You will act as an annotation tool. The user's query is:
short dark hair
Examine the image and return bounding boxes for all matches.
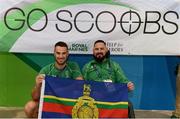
[55,41,68,49]
[94,40,106,46]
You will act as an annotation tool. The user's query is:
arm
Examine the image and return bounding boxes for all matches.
[114,62,134,91]
[70,62,83,80]
[82,64,88,80]
[31,74,45,101]
[76,76,83,80]
[82,63,92,80]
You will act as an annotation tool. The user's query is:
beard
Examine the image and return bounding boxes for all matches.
[93,51,110,62]
[93,53,106,63]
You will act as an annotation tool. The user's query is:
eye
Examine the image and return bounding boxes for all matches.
[56,52,60,55]
[95,48,99,51]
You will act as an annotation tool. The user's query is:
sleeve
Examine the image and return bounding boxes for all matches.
[38,64,52,75]
[70,62,83,79]
[82,63,88,80]
[113,62,129,83]
[39,66,48,74]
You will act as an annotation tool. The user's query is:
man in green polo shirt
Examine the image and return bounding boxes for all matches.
[24,41,83,118]
[83,40,135,118]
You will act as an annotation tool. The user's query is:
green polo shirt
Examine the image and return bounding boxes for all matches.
[39,61,82,79]
[82,59,129,83]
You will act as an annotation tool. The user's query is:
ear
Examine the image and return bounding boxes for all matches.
[67,51,69,56]
[53,49,56,56]
[105,46,108,52]
[93,47,95,52]
[53,47,56,54]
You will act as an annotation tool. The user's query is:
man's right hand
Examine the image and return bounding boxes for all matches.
[35,74,45,88]
[32,74,45,101]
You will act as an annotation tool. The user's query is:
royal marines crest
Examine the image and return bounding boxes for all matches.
[72,84,98,118]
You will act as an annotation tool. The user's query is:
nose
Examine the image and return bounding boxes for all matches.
[58,53,64,58]
[97,48,102,52]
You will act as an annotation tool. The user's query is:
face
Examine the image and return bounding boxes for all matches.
[93,42,108,62]
[54,46,69,66]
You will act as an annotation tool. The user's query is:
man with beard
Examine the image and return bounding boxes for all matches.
[24,41,83,118]
[82,40,135,118]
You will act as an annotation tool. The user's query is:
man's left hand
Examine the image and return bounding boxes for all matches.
[127,82,134,91]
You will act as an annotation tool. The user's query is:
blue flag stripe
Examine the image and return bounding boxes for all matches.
[44,76,128,102]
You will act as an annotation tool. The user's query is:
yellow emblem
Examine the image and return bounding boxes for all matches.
[72,84,98,118]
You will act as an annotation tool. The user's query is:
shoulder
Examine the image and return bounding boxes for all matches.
[39,63,54,73]
[42,63,54,69]
[67,61,80,69]
[67,61,79,66]
[83,60,95,70]
[110,60,119,66]
[109,60,122,69]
